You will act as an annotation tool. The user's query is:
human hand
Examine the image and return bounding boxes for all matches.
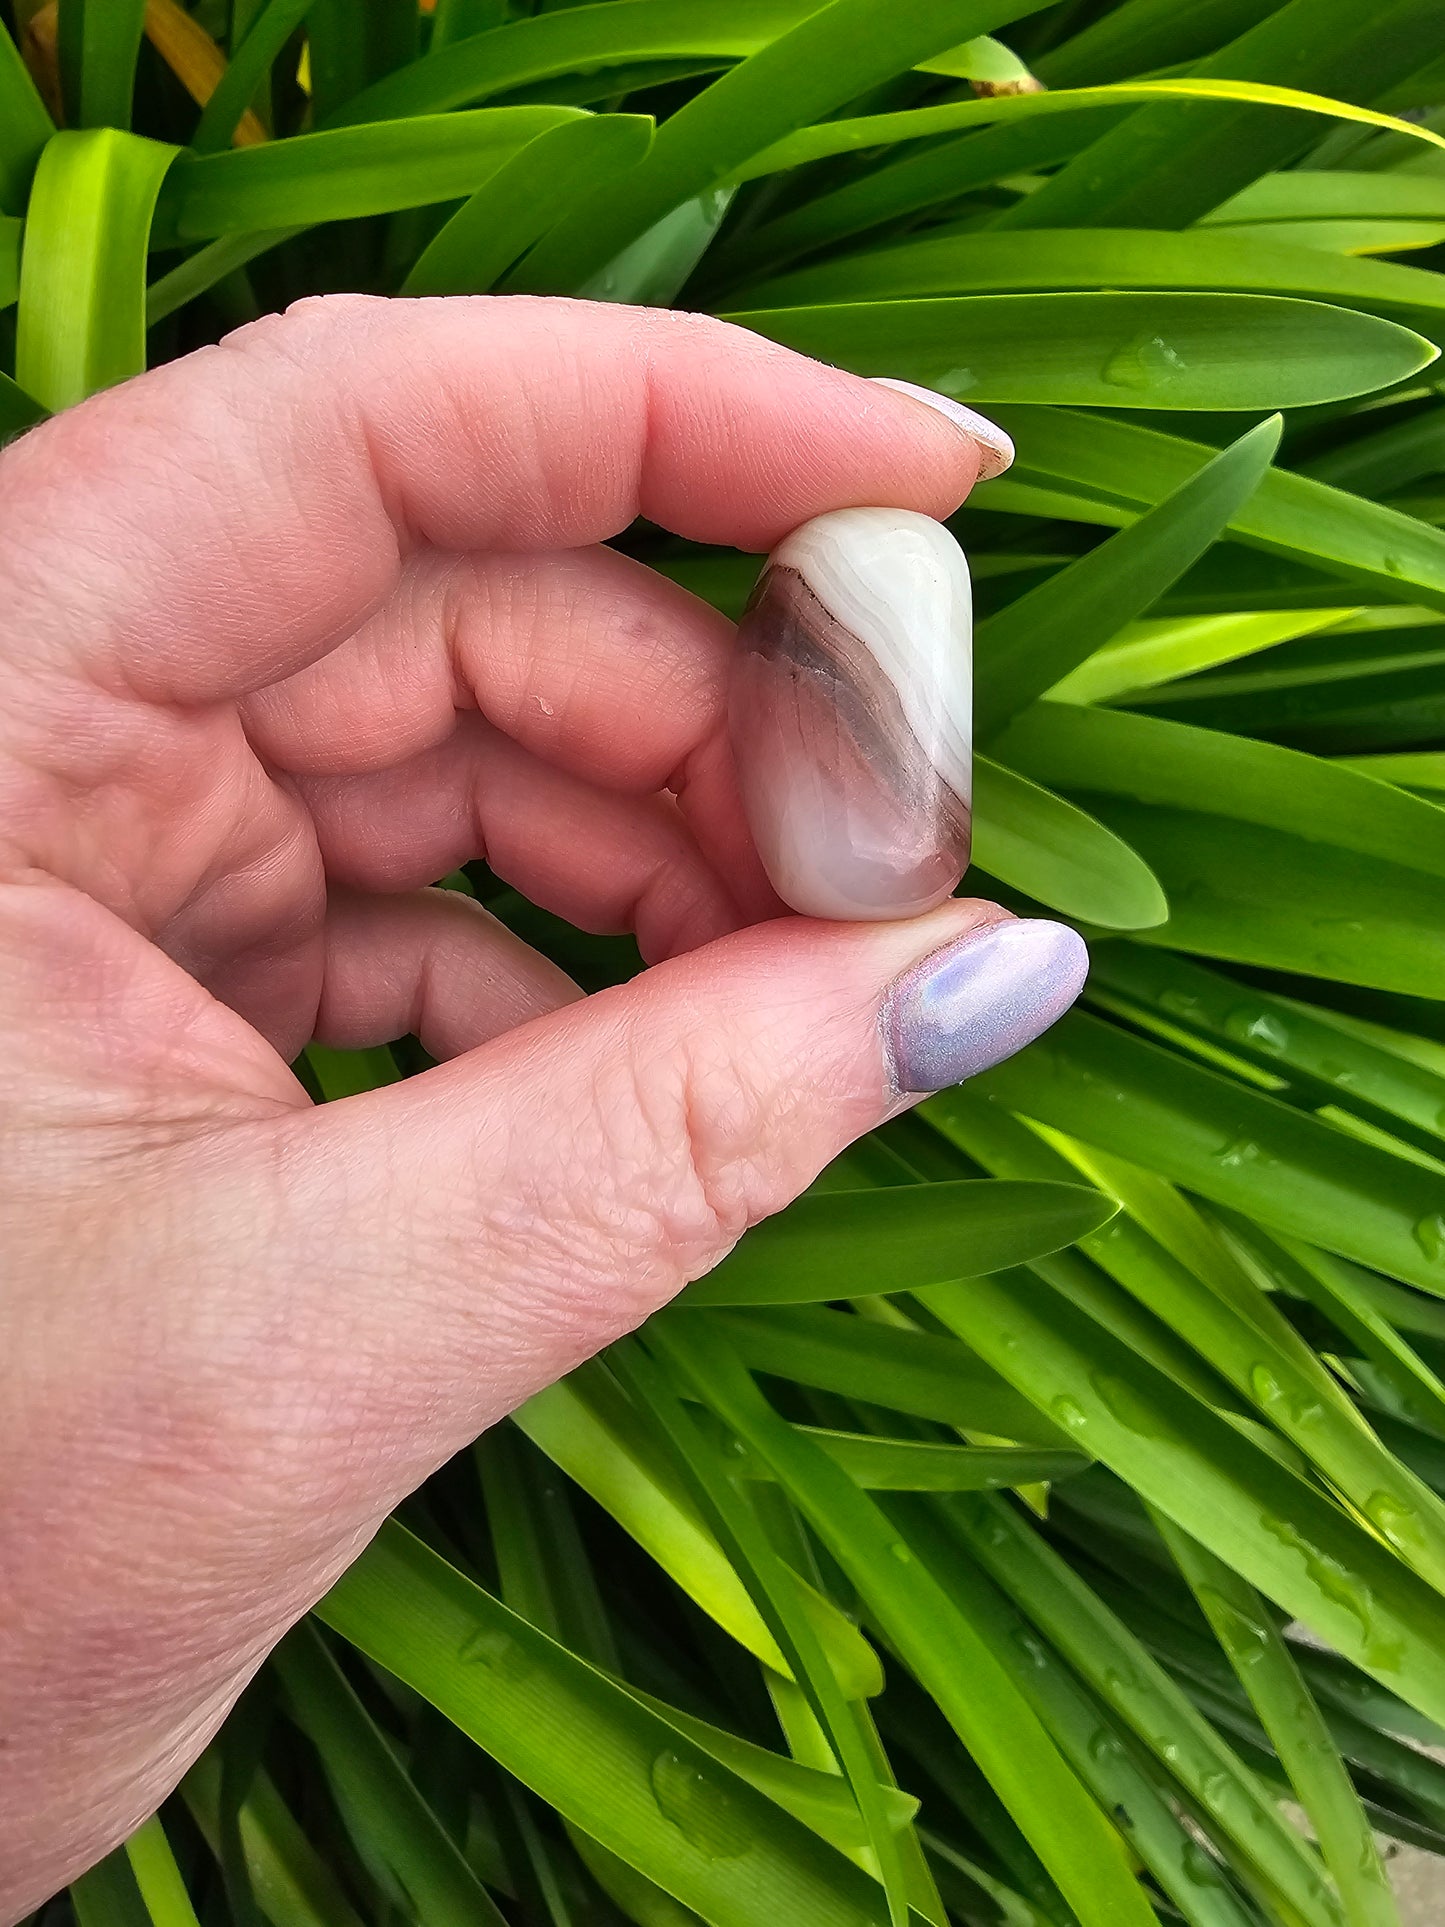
[0,295,1086,1913]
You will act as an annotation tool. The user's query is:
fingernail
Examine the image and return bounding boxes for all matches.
[881,919,1089,1095]
[872,377,1015,481]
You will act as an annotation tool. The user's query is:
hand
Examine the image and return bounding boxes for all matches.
[0,295,1085,1913]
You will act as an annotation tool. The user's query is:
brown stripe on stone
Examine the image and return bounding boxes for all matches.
[738,562,970,845]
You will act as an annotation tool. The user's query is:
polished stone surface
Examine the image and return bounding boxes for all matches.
[729,507,972,920]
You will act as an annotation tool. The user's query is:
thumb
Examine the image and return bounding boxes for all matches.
[272,902,1087,1490]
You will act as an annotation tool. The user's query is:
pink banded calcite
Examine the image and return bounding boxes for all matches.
[729,507,972,920]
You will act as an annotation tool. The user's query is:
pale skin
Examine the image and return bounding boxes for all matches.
[0,296,1021,1915]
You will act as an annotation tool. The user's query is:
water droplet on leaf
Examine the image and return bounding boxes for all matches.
[457,1625,534,1677]
[650,1751,753,1860]
[1217,1138,1261,1170]
[1103,333,1188,389]
[1223,1007,1289,1054]
[1091,1371,1160,1437]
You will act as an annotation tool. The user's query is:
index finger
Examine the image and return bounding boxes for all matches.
[0,295,989,705]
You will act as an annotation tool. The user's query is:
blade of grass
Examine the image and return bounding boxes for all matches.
[731,1432,1088,1492]
[733,77,1445,184]
[735,224,1445,331]
[70,1847,155,1927]
[124,1815,202,1927]
[901,1495,1301,1927]
[996,703,1445,885]
[711,1305,1074,1446]
[996,0,1445,230]
[182,1753,365,1927]
[328,1,824,124]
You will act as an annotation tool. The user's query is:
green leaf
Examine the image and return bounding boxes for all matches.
[402,114,654,296]
[58,0,146,131]
[732,1431,1088,1491]
[183,1752,364,1927]
[1204,168,1445,226]
[975,418,1282,734]
[998,0,1445,231]
[683,1179,1117,1306]
[122,1816,204,1927]
[972,754,1168,929]
[306,0,417,126]
[977,405,1445,611]
[329,1,821,124]
[0,26,53,213]
[154,109,587,240]
[727,295,1436,410]
[959,1009,1445,1293]
[304,1043,400,1100]
[17,128,178,410]
[994,703,1445,993]
[1034,1134,1445,1601]
[193,0,315,154]
[146,229,304,327]
[272,1623,510,1927]
[734,79,1445,191]
[0,212,22,312]
[1035,0,1303,89]
[512,0,1048,296]
[0,367,45,441]
[888,1498,1264,1927]
[939,1494,1340,1927]
[704,109,1124,292]
[613,1342,916,1927]
[997,698,1445,881]
[1088,944,1445,1151]
[648,1321,1160,1927]
[923,1271,1445,1730]
[1047,608,1359,707]
[736,226,1445,332]
[513,1364,884,1697]
[319,1520,914,1927]
[1158,1521,1400,1927]
[71,1846,155,1927]
[711,1305,1075,1445]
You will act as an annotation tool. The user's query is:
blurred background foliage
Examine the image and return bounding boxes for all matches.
[10,1,1445,1923]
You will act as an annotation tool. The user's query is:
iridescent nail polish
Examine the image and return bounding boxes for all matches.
[882,919,1090,1094]
[729,507,972,921]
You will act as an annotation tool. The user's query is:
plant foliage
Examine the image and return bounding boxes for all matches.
[12,0,1445,1922]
